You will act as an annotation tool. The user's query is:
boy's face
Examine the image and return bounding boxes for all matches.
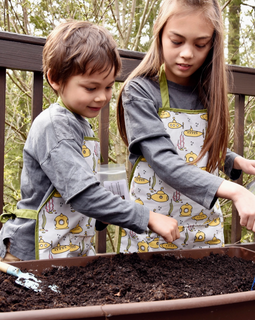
[52,68,115,118]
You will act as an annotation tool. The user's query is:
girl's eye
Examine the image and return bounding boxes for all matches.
[196,44,206,48]
[171,40,182,45]
[106,86,113,90]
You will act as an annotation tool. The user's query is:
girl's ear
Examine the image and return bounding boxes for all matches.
[47,69,61,91]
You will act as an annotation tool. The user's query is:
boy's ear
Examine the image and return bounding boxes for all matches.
[47,69,60,91]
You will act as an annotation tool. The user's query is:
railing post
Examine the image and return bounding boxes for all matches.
[231,94,245,243]
[95,102,110,253]
[32,71,43,121]
[0,68,6,228]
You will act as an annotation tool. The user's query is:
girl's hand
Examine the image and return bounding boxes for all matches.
[217,180,255,232]
[234,156,255,175]
[148,211,180,243]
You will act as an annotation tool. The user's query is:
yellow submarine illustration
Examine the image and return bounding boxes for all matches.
[121,228,127,237]
[135,198,144,205]
[200,114,208,121]
[51,242,69,254]
[184,126,204,138]
[51,240,80,254]
[180,203,193,217]
[68,240,80,252]
[160,242,178,250]
[194,230,205,242]
[204,217,220,227]
[185,151,198,164]
[160,110,171,118]
[168,117,184,129]
[148,237,159,249]
[53,190,61,197]
[82,143,91,157]
[192,210,207,221]
[55,213,69,229]
[200,166,207,171]
[137,240,149,252]
[205,235,221,245]
[134,174,150,185]
[178,226,184,232]
[70,222,83,234]
[147,187,169,202]
[38,236,51,250]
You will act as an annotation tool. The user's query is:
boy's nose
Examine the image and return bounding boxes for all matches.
[94,91,107,102]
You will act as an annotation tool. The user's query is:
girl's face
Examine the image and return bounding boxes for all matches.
[161,8,214,86]
[49,68,115,118]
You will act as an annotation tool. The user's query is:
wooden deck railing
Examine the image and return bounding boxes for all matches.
[1,30,255,252]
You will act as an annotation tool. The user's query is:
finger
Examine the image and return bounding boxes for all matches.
[240,214,248,227]
[246,216,255,231]
[163,234,173,243]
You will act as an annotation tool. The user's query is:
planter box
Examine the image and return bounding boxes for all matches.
[1,246,255,320]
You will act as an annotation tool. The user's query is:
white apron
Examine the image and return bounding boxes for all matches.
[118,66,224,253]
[0,119,100,260]
[37,137,100,259]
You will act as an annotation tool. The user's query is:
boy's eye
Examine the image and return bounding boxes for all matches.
[85,87,96,92]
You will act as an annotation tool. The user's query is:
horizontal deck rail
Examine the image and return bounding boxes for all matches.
[1,31,255,252]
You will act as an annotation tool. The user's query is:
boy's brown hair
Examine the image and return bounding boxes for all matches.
[43,20,121,94]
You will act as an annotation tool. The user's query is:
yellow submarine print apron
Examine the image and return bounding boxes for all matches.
[118,66,224,253]
[37,137,99,260]
[0,114,100,260]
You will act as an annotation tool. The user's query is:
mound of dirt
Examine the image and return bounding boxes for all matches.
[1,252,255,312]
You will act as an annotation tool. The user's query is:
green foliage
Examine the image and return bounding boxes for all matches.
[1,0,255,250]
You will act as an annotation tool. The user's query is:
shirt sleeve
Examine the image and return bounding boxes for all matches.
[40,137,150,234]
[70,184,150,234]
[223,149,242,180]
[24,104,150,234]
[122,79,224,210]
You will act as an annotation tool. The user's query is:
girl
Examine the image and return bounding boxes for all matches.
[0,20,179,262]
[117,0,255,253]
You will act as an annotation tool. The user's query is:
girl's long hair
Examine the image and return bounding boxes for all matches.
[117,0,229,173]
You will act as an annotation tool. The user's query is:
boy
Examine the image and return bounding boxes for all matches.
[0,20,179,261]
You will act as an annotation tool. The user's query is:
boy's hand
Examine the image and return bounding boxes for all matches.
[148,211,180,243]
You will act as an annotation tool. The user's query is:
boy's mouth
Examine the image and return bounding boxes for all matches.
[89,106,102,111]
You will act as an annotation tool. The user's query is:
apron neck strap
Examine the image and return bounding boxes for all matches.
[159,64,170,109]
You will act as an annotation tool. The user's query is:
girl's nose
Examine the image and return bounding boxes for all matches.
[180,46,194,59]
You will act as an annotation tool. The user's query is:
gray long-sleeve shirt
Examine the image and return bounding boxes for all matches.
[122,76,241,209]
[0,103,149,260]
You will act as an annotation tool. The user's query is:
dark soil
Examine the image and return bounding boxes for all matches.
[1,252,255,312]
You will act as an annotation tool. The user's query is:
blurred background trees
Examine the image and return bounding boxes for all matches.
[1,0,255,250]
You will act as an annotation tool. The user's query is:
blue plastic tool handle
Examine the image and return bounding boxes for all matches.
[6,265,20,278]
[251,277,255,290]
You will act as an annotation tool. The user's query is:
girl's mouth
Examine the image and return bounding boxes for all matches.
[177,64,191,71]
